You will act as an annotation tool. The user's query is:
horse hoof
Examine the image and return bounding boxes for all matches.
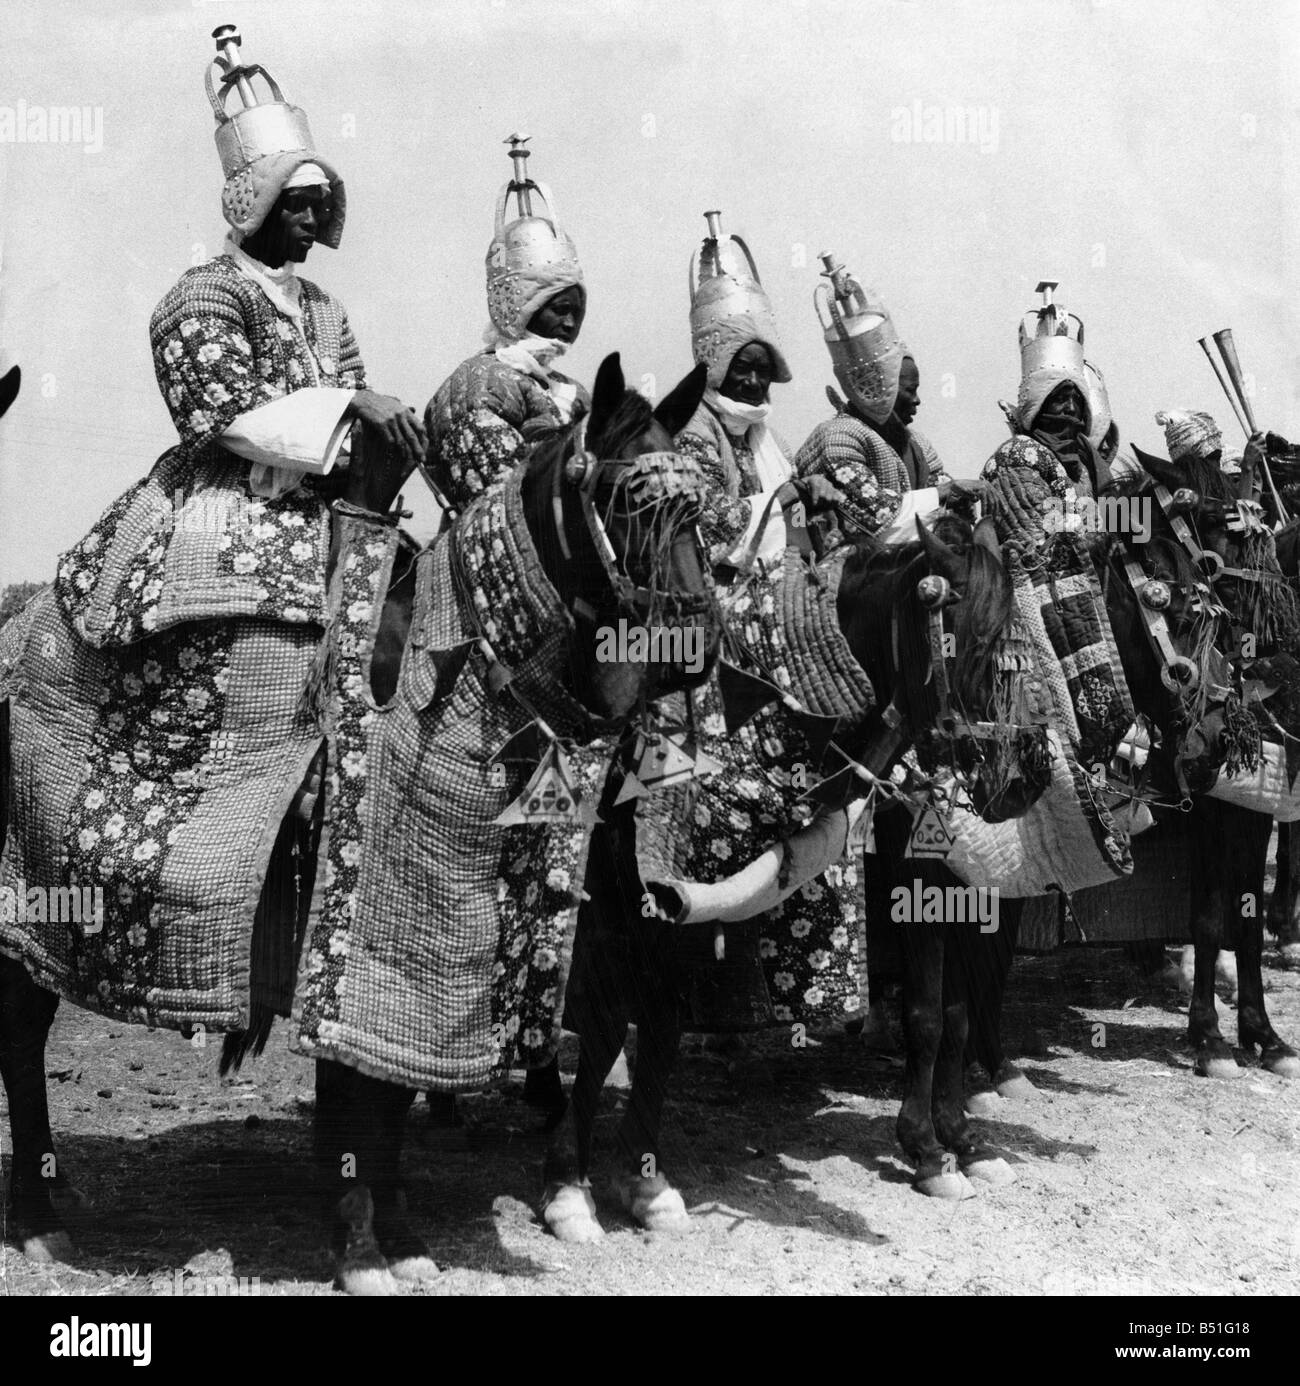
[994,1066,1040,1102]
[335,1262,401,1296]
[965,1089,1003,1117]
[542,1182,605,1244]
[1194,1053,1240,1080]
[387,1253,441,1284]
[1260,1050,1300,1079]
[915,1169,976,1200]
[1277,943,1300,970]
[961,1155,1017,1188]
[615,1173,692,1233]
[22,1229,75,1264]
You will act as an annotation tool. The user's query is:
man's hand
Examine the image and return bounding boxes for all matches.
[347,389,427,471]
[778,473,847,517]
[940,477,991,510]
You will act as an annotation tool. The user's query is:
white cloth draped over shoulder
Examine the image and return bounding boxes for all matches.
[482,326,581,425]
[219,236,357,500]
[704,388,796,569]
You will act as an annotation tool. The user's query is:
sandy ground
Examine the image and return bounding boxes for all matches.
[2,938,1298,1298]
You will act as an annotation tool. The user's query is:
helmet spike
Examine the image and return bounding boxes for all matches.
[1035,279,1059,309]
[504,133,534,217]
[211,25,258,113]
[703,209,724,241]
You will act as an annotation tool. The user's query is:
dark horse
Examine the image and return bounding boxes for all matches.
[0,353,722,1293]
[934,449,1300,1112]
[540,512,1049,1239]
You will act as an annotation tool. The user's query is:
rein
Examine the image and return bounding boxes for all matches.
[551,416,714,624]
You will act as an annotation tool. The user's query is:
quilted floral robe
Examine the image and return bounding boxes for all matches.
[54,254,366,647]
[423,352,590,516]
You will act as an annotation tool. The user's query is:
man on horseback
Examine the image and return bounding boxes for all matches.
[424,136,590,517]
[796,254,985,541]
[56,28,423,649]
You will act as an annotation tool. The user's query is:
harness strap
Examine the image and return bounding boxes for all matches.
[1120,554,1201,694]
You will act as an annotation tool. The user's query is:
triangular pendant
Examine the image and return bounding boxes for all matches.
[718,659,781,733]
[905,802,955,860]
[494,743,585,825]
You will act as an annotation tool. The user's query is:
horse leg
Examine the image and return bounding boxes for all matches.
[935,920,1016,1188]
[976,898,1036,1099]
[366,1079,438,1283]
[314,1058,400,1295]
[0,955,79,1260]
[523,1056,567,1128]
[897,919,971,1199]
[1188,803,1240,1078]
[1268,821,1300,962]
[612,949,691,1233]
[1235,812,1300,1078]
[542,1010,625,1243]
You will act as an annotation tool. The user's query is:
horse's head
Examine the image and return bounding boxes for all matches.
[838,513,1051,822]
[522,353,722,722]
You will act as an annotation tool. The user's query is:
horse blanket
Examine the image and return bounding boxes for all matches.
[634,547,873,1026]
[0,586,321,1030]
[940,536,1134,898]
[292,474,615,1090]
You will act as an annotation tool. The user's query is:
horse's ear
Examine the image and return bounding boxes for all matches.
[916,517,965,584]
[972,516,1002,559]
[588,353,625,444]
[653,363,708,439]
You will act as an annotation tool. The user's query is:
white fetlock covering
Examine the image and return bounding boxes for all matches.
[962,1155,1017,1188]
[542,1182,604,1243]
[615,1172,692,1232]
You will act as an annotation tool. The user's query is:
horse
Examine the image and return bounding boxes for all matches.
[940,448,1300,1108]
[540,509,1051,1238]
[0,353,723,1294]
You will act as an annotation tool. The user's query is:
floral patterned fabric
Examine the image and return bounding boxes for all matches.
[54,255,363,649]
[423,352,589,516]
[292,475,617,1089]
[635,548,876,1027]
[0,585,323,1029]
[677,400,791,561]
[794,410,948,537]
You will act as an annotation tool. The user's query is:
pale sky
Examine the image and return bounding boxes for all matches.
[2,0,1299,586]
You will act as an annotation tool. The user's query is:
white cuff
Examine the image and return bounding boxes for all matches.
[878,487,940,544]
[222,387,355,483]
[721,484,788,568]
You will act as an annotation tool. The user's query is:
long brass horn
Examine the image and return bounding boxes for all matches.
[1210,329,1288,522]
[1211,328,1258,434]
[1196,336,1248,435]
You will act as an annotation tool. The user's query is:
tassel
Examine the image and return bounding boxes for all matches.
[298,607,340,728]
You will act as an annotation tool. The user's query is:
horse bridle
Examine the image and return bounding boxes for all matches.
[549,416,716,626]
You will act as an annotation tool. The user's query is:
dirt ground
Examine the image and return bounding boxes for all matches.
[2,933,1298,1298]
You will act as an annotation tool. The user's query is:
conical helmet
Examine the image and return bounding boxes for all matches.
[206,24,345,247]
[814,252,904,425]
[689,211,791,389]
[1016,280,1088,426]
[485,135,585,340]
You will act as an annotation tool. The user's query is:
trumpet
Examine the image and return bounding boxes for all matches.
[1197,328,1288,523]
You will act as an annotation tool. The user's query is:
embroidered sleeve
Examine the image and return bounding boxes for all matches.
[337,312,367,391]
[912,429,950,487]
[150,284,270,454]
[982,435,1070,553]
[679,431,753,560]
[795,423,904,536]
[425,358,537,513]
